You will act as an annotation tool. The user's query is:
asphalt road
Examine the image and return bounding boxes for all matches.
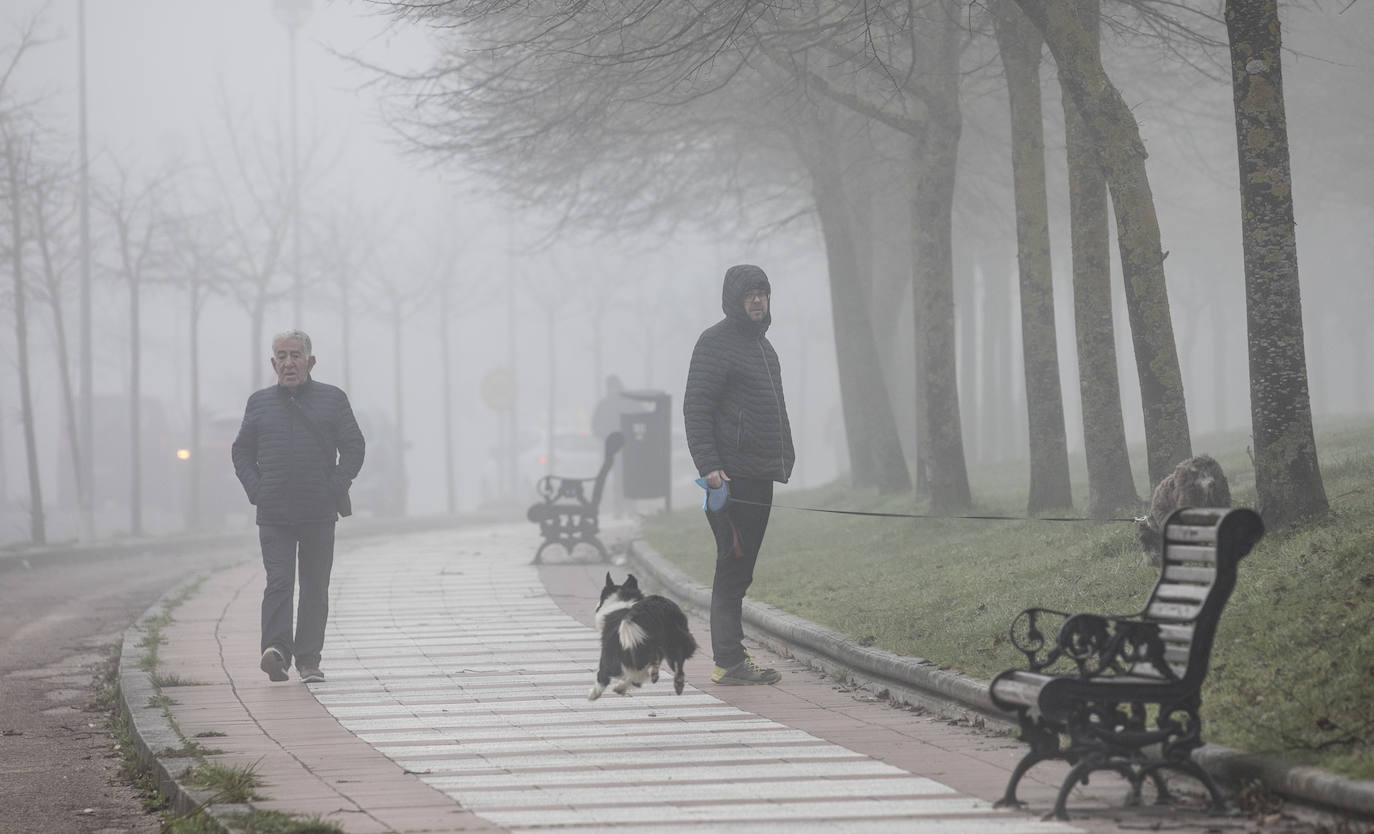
[0,538,252,834]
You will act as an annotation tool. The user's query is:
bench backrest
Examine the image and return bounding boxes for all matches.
[1130,507,1264,684]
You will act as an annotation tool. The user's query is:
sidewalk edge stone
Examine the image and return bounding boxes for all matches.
[626,536,1374,820]
[118,578,243,832]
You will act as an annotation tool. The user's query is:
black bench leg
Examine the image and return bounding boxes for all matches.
[1160,760,1229,814]
[1049,754,1105,821]
[532,540,558,566]
[995,748,1051,809]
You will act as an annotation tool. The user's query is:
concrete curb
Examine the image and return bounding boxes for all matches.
[626,537,1374,821]
[117,579,247,832]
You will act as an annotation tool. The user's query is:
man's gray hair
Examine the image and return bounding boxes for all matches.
[271,329,312,356]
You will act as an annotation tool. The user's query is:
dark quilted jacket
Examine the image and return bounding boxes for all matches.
[683,265,795,483]
[231,377,365,525]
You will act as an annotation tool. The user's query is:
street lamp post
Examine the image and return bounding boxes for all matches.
[273,0,312,327]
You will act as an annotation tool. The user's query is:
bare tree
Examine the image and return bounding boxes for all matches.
[0,11,51,543]
[1059,0,1138,519]
[27,150,91,533]
[991,0,1072,513]
[1224,0,1326,525]
[1012,0,1192,485]
[1,117,44,544]
[96,156,171,537]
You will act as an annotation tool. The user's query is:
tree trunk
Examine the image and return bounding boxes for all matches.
[35,192,89,531]
[393,298,408,516]
[188,276,202,530]
[993,0,1072,514]
[906,6,972,512]
[129,275,143,536]
[911,124,972,511]
[251,295,266,391]
[812,170,912,494]
[1059,0,1138,518]
[439,280,456,515]
[6,138,46,543]
[1225,0,1327,525]
[1015,0,1191,485]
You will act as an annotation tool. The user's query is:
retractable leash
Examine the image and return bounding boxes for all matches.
[716,491,1140,524]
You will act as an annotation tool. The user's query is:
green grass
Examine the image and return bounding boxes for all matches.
[183,759,265,803]
[642,415,1374,780]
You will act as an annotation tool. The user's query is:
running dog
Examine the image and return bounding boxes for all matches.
[588,573,697,700]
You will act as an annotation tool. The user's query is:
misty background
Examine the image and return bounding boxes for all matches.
[1,0,1369,543]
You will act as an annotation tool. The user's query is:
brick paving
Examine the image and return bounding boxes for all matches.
[151,523,1255,833]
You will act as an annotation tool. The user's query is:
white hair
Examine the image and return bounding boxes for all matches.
[271,329,312,356]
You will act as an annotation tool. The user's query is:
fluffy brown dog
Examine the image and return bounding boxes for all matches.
[1138,455,1232,563]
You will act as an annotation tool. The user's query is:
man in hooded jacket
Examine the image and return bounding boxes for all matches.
[683,264,796,685]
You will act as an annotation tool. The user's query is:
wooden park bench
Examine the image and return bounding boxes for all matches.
[526,431,624,565]
[988,506,1265,820]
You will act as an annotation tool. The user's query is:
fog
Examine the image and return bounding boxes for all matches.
[2,1,1370,542]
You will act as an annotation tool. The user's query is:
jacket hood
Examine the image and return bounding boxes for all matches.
[721,264,771,332]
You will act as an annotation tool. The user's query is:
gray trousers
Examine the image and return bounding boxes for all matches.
[260,522,336,669]
[705,477,773,669]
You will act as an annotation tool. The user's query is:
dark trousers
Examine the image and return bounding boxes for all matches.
[705,477,773,668]
[259,522,336,669]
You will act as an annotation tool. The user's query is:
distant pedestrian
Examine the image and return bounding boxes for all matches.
[231,330,365,684]
[683,264,795,686]
[592,375,634,516]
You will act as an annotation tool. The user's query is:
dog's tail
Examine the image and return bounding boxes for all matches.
[619,617,649,649]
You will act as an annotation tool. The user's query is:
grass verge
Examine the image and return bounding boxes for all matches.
[642,415,1374,780]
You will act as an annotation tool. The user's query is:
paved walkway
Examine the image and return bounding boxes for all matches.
[144,523,1250,833]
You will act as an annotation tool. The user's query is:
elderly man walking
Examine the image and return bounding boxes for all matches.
[232,330,365,683]
[683,264,795,686]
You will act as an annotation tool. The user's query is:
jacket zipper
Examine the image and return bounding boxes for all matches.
[757,338,785,475]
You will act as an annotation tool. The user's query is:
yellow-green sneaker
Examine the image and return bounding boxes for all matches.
[711,656,781,685]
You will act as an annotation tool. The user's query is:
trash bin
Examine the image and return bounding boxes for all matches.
[620,390,671,510]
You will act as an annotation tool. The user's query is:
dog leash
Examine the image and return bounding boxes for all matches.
[722,495,1140,524]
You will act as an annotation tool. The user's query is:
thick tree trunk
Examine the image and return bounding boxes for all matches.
[251,296,266,391]
[1014,0,1191,485]
[1226,0,1327,525]
[6,139,46,543]
[393,299,409,515]
[993,0,1072,514]
[812,169,912,494]
[912,124,972,512]
[1059,0,1138,518]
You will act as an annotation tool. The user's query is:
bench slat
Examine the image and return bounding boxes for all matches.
[1152,582,1211,604]
[1165,524,1218,544]
[990,672,1051,708]
[1129,661,1188,680]
[1159,624,1195,643]
[1164,544,1218,564]
[1163,565,1215,584]
[1147,600,1201,620]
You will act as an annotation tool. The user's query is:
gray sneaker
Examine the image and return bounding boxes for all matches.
[298,665,325,684]
[712,656,781,686]
[260,647,289,682]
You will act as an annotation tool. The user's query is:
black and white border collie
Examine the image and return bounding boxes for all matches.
[588,573,697,700]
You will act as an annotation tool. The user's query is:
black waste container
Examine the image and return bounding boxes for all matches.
[620,390,671,509]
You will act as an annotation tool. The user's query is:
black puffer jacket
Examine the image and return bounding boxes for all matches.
[683,265,795,483]
[231,377,365,525]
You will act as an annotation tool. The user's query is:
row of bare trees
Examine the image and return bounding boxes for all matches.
[0,10,468,544]
[373,0,1328,529]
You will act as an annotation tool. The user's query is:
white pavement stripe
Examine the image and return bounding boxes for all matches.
[315,683,599,703]
[308,672,590,692]
[340,705,746,730]
[374,728,820,756]
[397,744,865,773]
[482,797,997,827]
[327,693,720,717]
[445,776,955,809]
[357,718,783,744]
[420,759,908,789]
